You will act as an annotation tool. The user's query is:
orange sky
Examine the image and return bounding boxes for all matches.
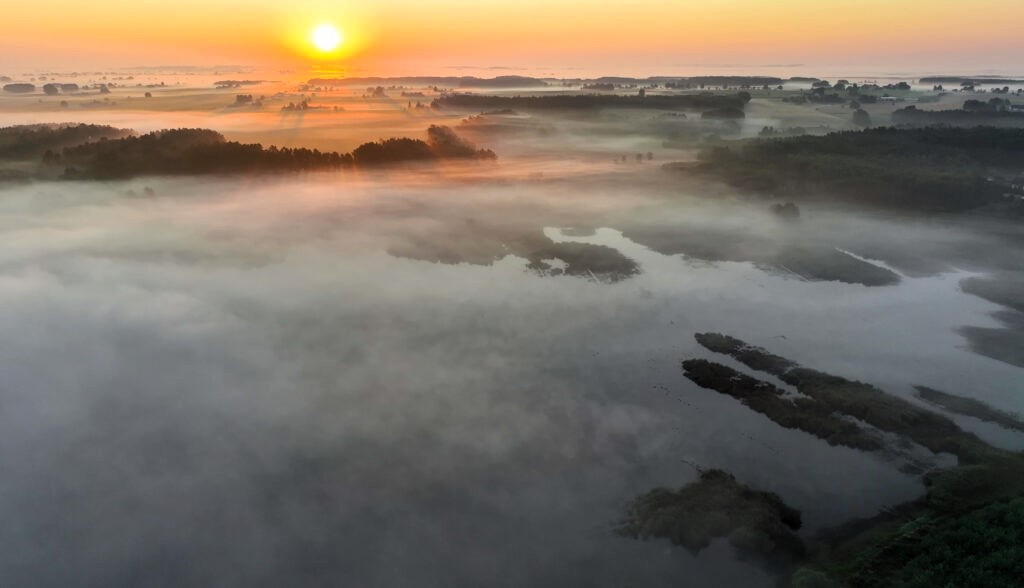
[2,0,1023,75]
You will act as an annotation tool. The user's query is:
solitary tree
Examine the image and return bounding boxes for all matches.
[3,83,35,93]
[852,108,871,128]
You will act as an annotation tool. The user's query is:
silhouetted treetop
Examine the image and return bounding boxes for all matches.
[852,108,872,128]
[893,105,1024,128]
[0,123,130,160]
[690,127,1024,211]
[3,83,36,94]
[58,128,351,178]
[352,125,496,165]
[16,125,496,179]
[426,124,497,159]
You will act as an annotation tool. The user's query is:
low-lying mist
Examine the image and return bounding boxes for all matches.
[2,163,1022,586]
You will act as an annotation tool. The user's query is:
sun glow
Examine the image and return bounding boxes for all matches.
[311,24,343,52]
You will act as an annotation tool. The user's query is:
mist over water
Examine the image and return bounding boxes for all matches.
[1,157,1022,586]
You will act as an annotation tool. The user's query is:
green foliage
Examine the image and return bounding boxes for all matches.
[0,123,129,160]
[617,469,804,559]
[790,568,839,588]
[852,108,871,128]
[425,124,496,159]
[689,333,998,464]
[60,128,353,178]
[892,106,1024,128]
[351,137,434,165]
[924,455,1024,514]
[694,333,796,374]
[352,125,496,165]
[2,83,35,93]
[524,242,639,281]
[433,92,749,111]
[682,359,887,452]
[666,333,1024,587]
[916,386,1024,433]
[845,498,1024,588]
[696,127,1024,211]
[25,124,493,178]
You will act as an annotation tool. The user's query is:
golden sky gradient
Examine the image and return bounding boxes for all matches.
[2,0,1023,73]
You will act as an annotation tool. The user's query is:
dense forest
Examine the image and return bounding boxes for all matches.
[0,124,130,159]
[58,128,351,178]
[2,124,496,179]
[351,125,496,165]
[892,105,1024,128]
[691,127,1024,211]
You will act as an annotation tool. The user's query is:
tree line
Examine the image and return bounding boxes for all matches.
[0,124,497,180]
[432,92,751,111]
[691,127,1024,211]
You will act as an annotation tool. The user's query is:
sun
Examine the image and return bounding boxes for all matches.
[311,24,343,52]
